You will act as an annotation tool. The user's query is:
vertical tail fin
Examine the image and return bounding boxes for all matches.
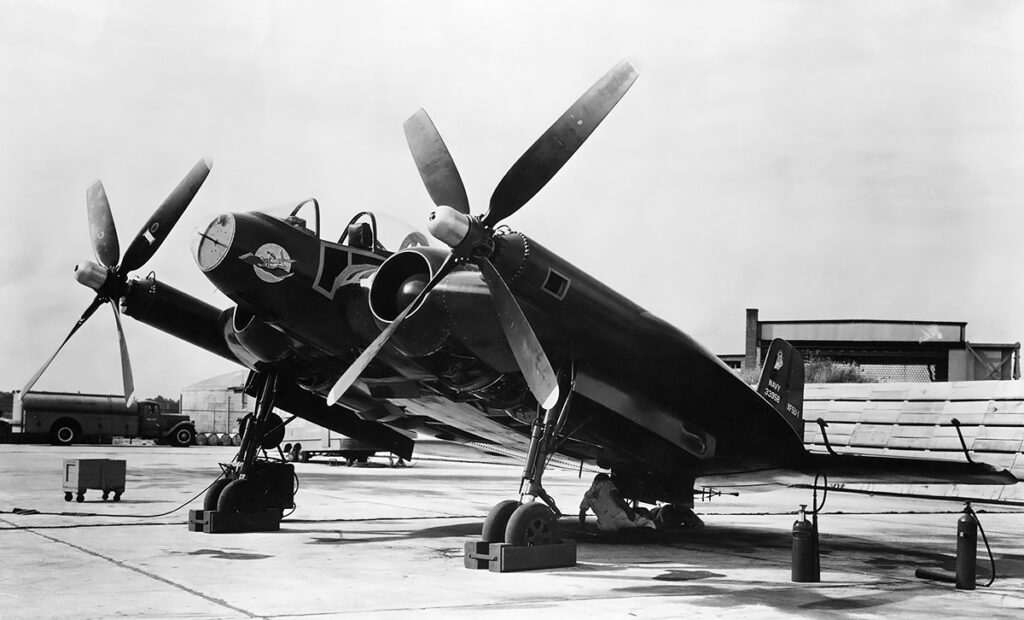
[756,338,805,439]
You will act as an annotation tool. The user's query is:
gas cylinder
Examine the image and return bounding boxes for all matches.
[956,503,978,590]
[792,504,820,582]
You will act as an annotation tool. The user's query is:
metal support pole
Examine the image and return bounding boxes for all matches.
[518,388,572,517]
[238,372,278,476]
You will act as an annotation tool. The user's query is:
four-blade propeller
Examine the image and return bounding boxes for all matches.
[29,62,635,413]
[327,61,638,410]
[22,159,212,405]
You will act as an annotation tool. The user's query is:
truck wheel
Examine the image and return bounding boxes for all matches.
[50,421,79,446]
[170,426,195,447]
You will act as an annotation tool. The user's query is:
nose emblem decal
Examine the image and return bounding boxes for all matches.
[239,243,295,283]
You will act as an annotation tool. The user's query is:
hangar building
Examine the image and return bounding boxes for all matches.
[723,308,1020,382]
[180,371,252,444]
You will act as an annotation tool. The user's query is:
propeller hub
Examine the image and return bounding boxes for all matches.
[73,260,109,292]
[427,206,471,248]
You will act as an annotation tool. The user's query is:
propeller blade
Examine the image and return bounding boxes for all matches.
[110,302,136,406]
[485,60,638,227]
[476,257,559,409]
[403,109,471,214]
[327,253,459,406]
[120,158,212,272]
[86,181,120,268]
[21,296,105,396]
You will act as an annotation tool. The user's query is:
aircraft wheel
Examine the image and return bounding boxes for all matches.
[75,493,85,503]
[505,502,561,546]
[64,492,72,502]
[217,478,264,514]
[481,500,521,543]
[203,478,232,511]
[680,508,705,529]
[259,413,286,450]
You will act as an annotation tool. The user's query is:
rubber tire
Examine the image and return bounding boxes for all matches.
[171,426,195,448]
[259,413,286,450]
[481,500,521,543]
[505,502,561,546]
[216,478,264,514]
[203,478,232,511]
[50,422,78,446]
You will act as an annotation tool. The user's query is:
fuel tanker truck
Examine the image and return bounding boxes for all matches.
[0,391,196,446]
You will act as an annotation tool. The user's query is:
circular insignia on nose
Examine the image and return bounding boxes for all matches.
[250,243,294,283]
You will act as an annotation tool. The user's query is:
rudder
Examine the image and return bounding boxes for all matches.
[756,338,805,439]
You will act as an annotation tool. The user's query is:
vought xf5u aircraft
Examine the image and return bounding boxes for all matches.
[25,61,1015,543]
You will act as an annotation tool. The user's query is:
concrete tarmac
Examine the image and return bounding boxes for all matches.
[1,444,1022,619]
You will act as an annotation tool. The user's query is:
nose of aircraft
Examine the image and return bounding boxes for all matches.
[192,213,236,272]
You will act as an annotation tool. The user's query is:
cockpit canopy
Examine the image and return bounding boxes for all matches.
[267,199,439,255]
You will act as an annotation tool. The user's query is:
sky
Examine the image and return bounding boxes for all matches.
[1,0,1023,398]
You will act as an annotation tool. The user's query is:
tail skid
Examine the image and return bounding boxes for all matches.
[756,338,805,440]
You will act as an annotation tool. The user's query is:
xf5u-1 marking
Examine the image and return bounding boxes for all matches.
[24,60,1015,543]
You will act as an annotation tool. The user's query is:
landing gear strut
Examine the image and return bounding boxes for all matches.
[190,371,295,534]
[468,386,578,571]
[483,383,575,546]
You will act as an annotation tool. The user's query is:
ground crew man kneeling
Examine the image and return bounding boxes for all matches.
[578,473,656,531]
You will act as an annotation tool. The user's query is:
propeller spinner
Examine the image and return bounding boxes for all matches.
[327,61,638,410]
[22,159,212,405]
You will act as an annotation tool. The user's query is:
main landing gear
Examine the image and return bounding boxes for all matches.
[483,389,571,546]
[189,371,296,534]
[466,389,578,572]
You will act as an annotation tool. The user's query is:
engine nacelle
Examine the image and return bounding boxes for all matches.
[368,247,531,404]
[230,305,300,364]
[368,246,453,357]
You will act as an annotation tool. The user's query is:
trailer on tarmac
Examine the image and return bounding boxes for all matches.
[0,391,196,447]
[280,415,394,465]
